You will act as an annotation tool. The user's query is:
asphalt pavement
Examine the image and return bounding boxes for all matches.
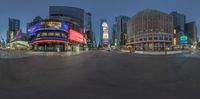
[0,50,200,99]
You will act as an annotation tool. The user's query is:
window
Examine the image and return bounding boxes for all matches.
[165,37,168,40]
[55,33,60,37]
[61,33,66,38]
[149,37,152,40]
[48,32,54,36]
[42,32,47,36]
[154,37,158,40]
[37,33,41,38]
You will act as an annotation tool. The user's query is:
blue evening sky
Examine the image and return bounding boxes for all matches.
[0,0,200,44]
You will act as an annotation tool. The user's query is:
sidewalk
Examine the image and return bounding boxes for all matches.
[0,50,32,59]
[120,50,189,55]
[0,50,89,59]
[28,51,89,57]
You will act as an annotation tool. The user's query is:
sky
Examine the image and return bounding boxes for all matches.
[0,0,200,44]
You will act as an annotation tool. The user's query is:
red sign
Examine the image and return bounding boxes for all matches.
[69,29,84,43]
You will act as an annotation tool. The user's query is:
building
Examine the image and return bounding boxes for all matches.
[84,12,92,33]
[114,16,130,46]
[7,18,20,43]
[6,29,30,50]
[27,18,86,52]
[127,9,173,51]
[112,23,117,46]
[0,39,1,48]
[120,32,128,46]
[0,37,6,48]
[26,6,87,52]
[8,18,20,33]
[185,21,198,46]
[6,18,29,50]
[49,6,84,33]
[27,19,68,51]
[84,12,95,48]
[100,19,109,48]
[170,11,186,45]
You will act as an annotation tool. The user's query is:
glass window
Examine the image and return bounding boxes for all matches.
[61,33,66,37]
[149,37,152,40]
[42,32,47,36]
[154,37,158,40]
[48,32,54,36]
[37,33,41,38]
[55,33,60,37]
[165,37,168,40]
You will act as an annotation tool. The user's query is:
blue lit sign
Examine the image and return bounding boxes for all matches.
[28,23,41,36]
[180,35,188,44]
[28,21,68,36]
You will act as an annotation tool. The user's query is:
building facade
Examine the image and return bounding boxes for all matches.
[84,12,95,48]
[0,37,6,48]
[128,9,173,51]
[185,21,198,46]
[49,6,84,33]
[27,19,68,51]
[27,18,86,52]
[7,18,20,43]
[114,16,130,46]
[170,11,186,45]
[112,23,117,46]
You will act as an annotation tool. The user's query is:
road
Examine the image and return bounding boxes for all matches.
[0,50,200,99]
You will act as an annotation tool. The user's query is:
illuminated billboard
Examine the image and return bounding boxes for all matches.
[41,21,60,28]
[180,35,188,44]
[27,21,68,36]
[173,38,177,46]
[40,21,68,32]
[102,22,109,42]
[69,29,84,43]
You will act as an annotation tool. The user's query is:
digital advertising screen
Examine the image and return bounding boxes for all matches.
[102,22,109,42]
[41,21,61,28]
[180,35,188,44]
[40,21,68,32]
[27,21,68,36]
[69,29,84,43]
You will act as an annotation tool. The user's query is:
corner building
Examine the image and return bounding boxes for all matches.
[128,9,173,51]
[28,19,68,51]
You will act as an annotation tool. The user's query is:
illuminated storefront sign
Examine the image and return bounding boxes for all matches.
[180,35,188,44]
[69,29,84,43]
